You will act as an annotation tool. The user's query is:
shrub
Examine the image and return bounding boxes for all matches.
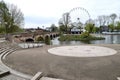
[80,32,90,38]
[45,36,51,45]
[35,36,44,42]
[58,32,105,41]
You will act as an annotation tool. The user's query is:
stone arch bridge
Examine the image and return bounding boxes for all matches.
[13,32,59,43]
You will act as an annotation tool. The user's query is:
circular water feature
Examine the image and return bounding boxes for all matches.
[48,46,117,57]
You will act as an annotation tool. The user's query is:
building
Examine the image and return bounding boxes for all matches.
[100,26,109,32]
[71,27,83,34]
[70,20,85,34]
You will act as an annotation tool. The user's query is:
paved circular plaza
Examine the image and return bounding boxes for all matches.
[3,44,120,80]
[48,46,117,57]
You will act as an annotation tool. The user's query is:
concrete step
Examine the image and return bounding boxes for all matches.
[31,72,43,80]
[0,74,29,80]
[2,50,14,60]
[31,72,64,80]
[117,77,120,80]
[0,49,8,54]
[0,71,10,77]
[40,77,64,80]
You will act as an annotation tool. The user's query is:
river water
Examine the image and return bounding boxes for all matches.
[51,34,120,45]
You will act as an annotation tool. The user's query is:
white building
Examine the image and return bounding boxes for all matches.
[70,20,85,34]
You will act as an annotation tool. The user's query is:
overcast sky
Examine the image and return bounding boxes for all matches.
[4,0,120,28]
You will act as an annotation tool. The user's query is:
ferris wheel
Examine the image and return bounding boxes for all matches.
[69,7,91,24]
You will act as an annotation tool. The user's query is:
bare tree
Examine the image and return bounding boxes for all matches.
[8,4,24,27]
[62,12,70,26]
[50,24,58,32]
[85,19,95,24]
[97,15,110,26]
[58,18,64,26]
[110,13,117,24]
[62,12,71,32]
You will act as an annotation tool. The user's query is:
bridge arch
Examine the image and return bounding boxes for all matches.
[25,38,34,42]
[50,34,53,40]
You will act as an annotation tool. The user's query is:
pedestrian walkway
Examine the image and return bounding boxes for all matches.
[0,42,64,80]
